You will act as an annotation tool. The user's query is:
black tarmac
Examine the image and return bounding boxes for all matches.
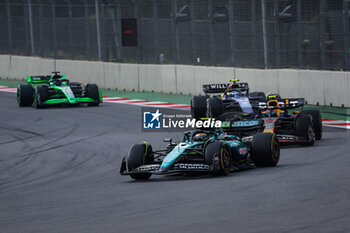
[1,92,350,233]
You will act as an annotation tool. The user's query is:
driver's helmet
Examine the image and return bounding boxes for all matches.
[51,74,62,80]
[267,100,280,107]
[228,83,239,90]
[193,133,209,142]
[225,90,240,98]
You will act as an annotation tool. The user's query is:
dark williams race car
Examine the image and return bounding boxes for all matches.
[120,129,280,180]
[191,80,322,145]
[191,79,253,120]
[17,72,102,108]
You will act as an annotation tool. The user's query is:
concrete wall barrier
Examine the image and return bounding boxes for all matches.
[139,64,176,93]
[0,55,349,107]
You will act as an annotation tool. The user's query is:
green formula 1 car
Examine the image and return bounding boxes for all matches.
[17,72,102,108]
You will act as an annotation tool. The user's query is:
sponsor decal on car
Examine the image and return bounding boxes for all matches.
[209,84,228,89]
[174,163,210,170]
[135,164,161,172]
[230,120,259,127]
[278,135,295,141]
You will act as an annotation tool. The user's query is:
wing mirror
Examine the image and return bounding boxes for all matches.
[163,138,172,144]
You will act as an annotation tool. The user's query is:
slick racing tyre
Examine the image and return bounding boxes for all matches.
[34,86,49,109]
[85,84,100,106]
[251,133,280,167]
[296,115,315,146]
[207,97,223,118]
[301,110,322,140]
[205,141,231,176]
[17,84,34,107]
[127,143,154,180]
[191,96,207,120]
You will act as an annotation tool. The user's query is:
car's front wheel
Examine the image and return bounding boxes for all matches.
[296,115,315,146]
[85,84,100,106]
[205,141,231,176]
[251,133,280,167]
[34,86,49,109]
[127,143,154,180]
[301,110,322,140]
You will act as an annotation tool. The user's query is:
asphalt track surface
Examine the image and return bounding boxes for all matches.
[1,91,350,233]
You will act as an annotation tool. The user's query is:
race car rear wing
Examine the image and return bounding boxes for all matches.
[27,75,51,84]
[251,98,305,109]
[203,82,249,94]
[282,98,305,108]
[203,83,229,94]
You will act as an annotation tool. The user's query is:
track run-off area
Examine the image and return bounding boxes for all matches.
[1,89,350,233]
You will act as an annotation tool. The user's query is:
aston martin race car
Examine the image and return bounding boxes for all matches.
[120,130,280,180]
[17,72,102,108]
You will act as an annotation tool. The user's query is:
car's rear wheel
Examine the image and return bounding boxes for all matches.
[296,115,315,145]
[251,133,280,167]
[127,143,154,180]
[207,97,223,118]
[34,86,49,109]
[205,141,231,176]
[191,96,207,120]
[85,84,100,106]
[17,84,34,107]
[301,110,322,140]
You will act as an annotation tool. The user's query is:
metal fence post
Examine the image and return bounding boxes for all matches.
[344,0,349,70]
[152,0,159,63]
[38,0,44,56]
[115,0,122,62]
[24,0,30,55]
[261,0,268,68]
[83,0,91,59]
[49,0,57,58]
[28,0,35,55]
[107,3,121,62]
[6,0,12,54]
[189,0,197,64]
[100,1,106,61]
[251,0,257,67]
[208,0,216,66]
[95,0,102,61]
[228,0,236,67]
[65,0,73,58]
[171,0,179,64]
[296,0,302,68]
[320,0,326,69]
[273,0,281,68]
[133,0,142,63]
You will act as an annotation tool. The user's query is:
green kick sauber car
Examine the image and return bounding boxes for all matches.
[17,72,102,108]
